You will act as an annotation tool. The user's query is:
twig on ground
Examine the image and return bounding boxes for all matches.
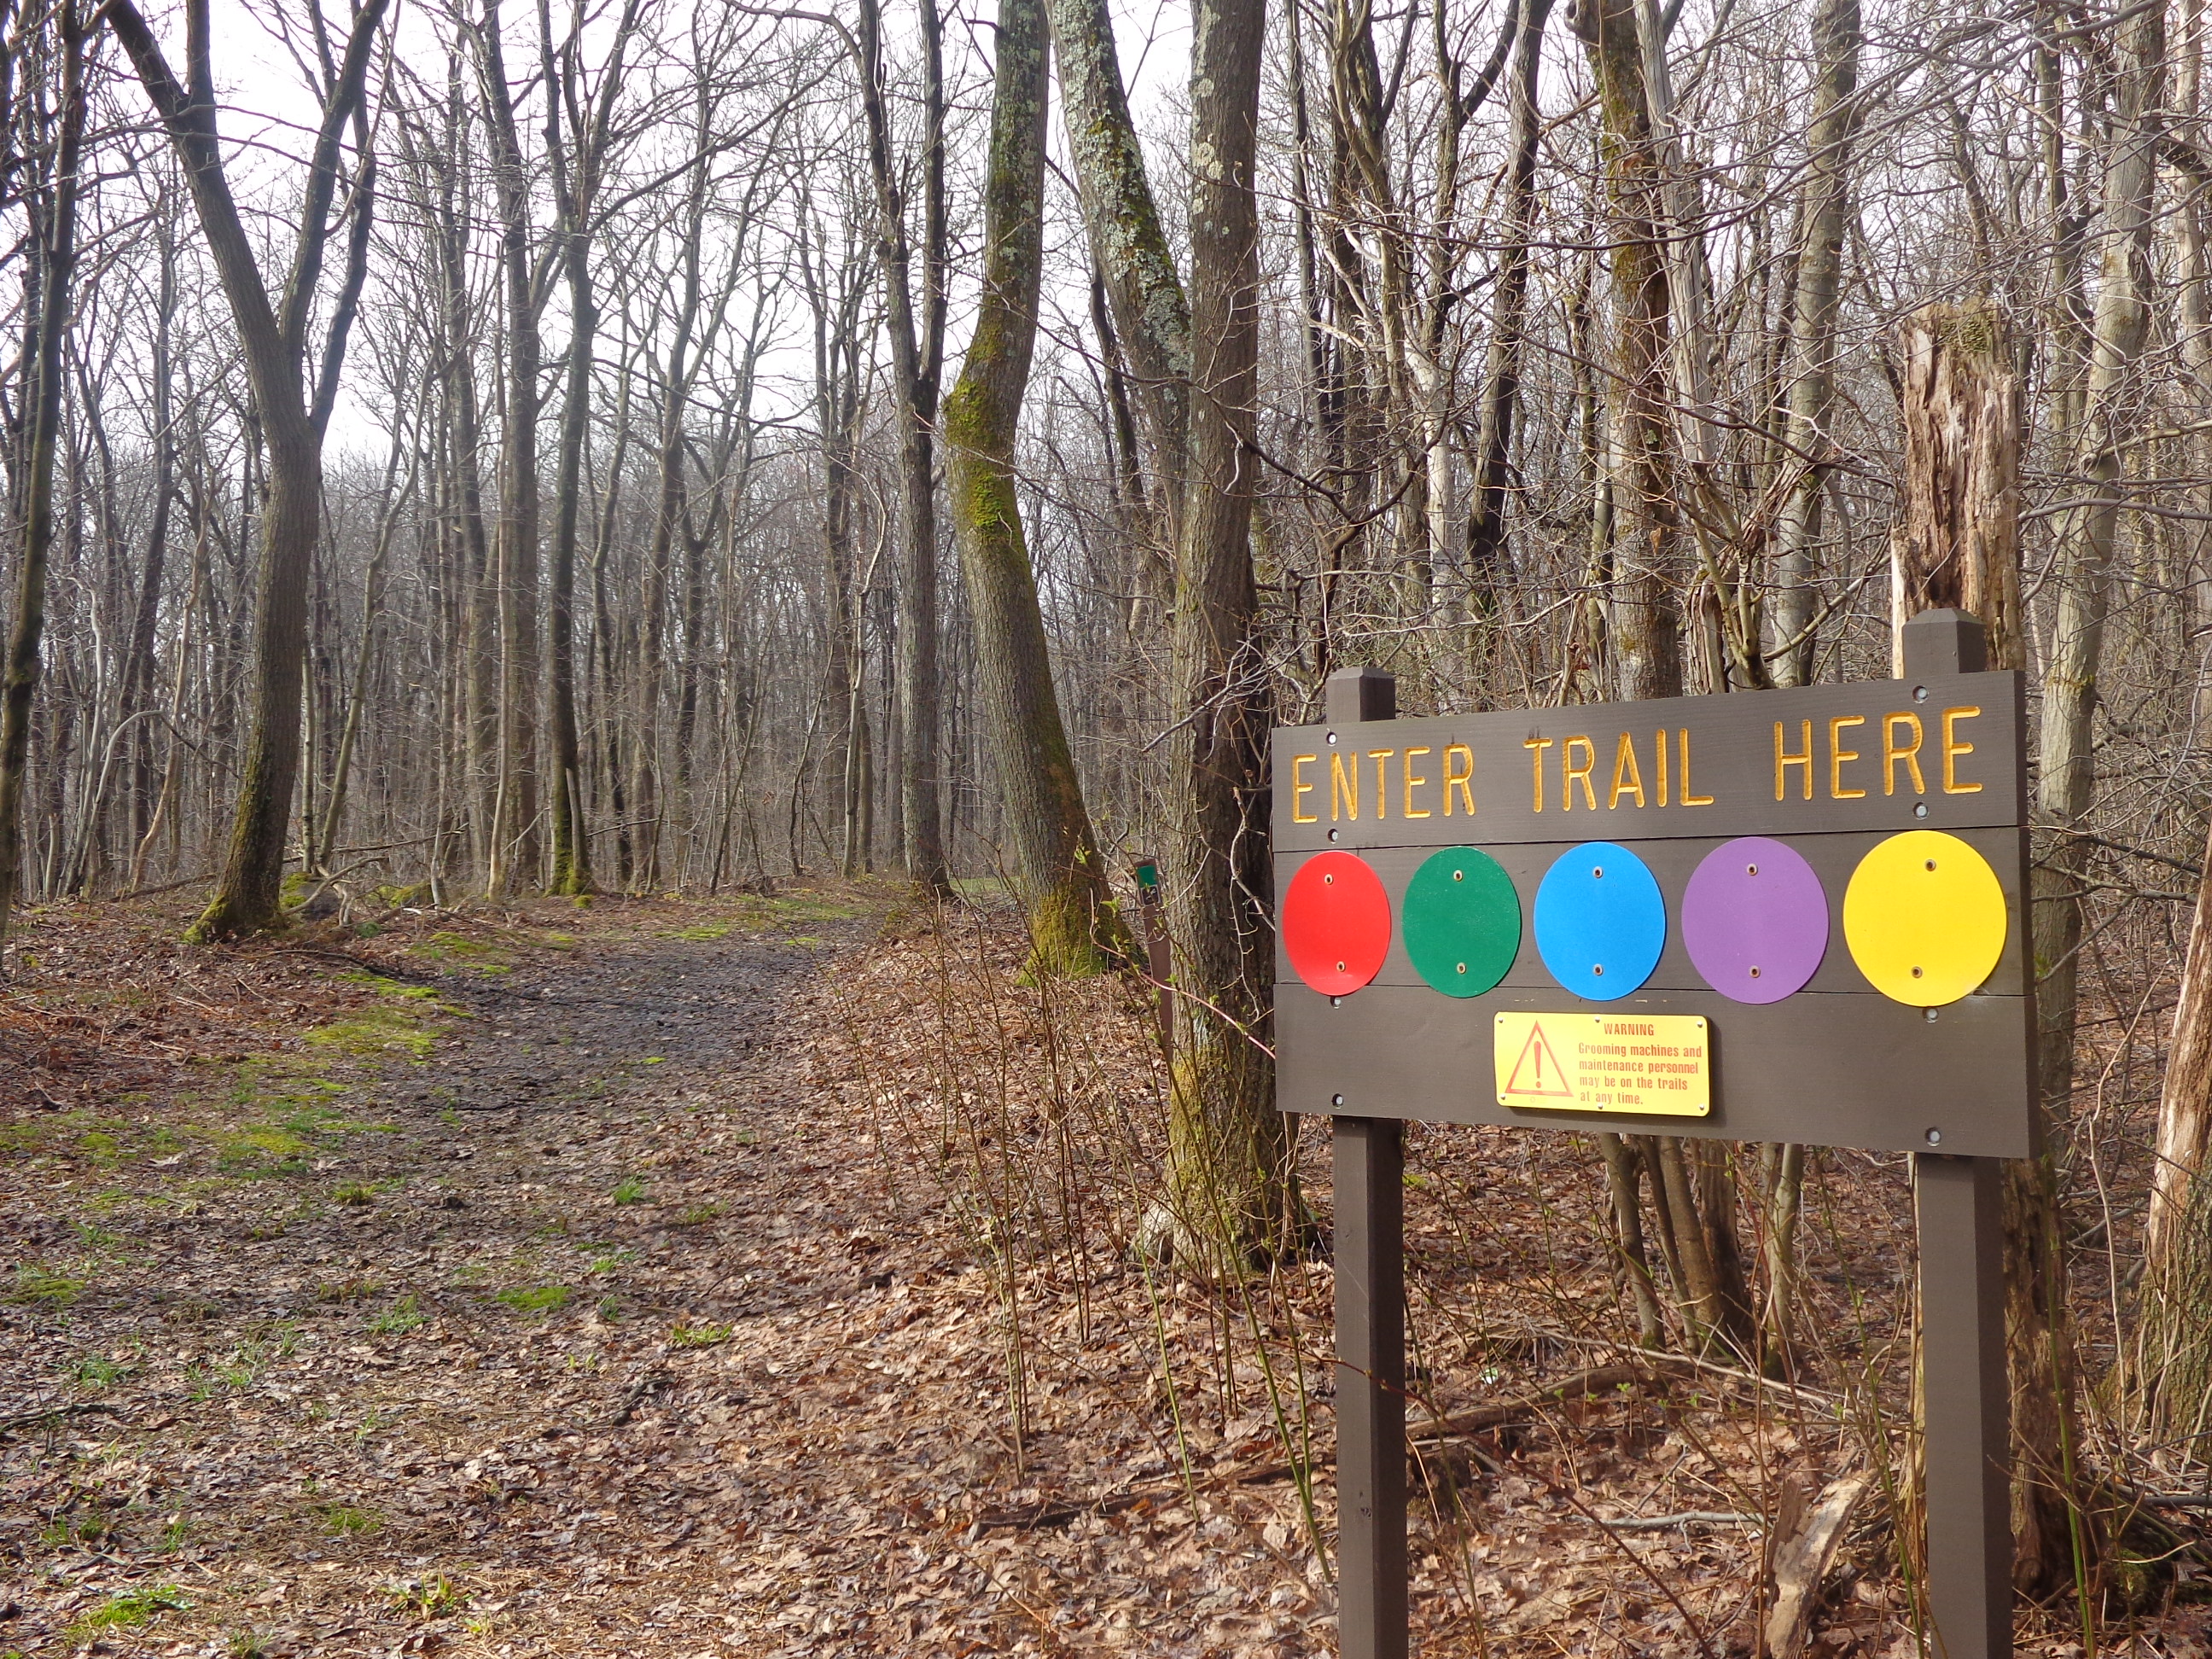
[1598,1511,1762,1530]
[0,1401,116,1438]
[978,1361,1664,1530]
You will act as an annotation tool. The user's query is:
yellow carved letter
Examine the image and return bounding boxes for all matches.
[1829,715,1867,800]
[1774,719,1813,801]
[1523,736,1552,812]
[1679,729,1714,806]
[1402,747,1432,818]
[1444,745,1476,816]
[1291,754,1319,822]
[1609,732,1646,809]
[1368,750,1396,818]
[1883,713,1925,796]
[1942,707,1982,794]
[1330,751,1359,820]
[1656,729,1670,806]
[1563,736,1597,811]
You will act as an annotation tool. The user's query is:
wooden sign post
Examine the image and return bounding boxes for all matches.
[1283,613,2023,1659]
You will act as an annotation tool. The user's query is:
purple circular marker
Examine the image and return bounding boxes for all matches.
[1681,836,1829,1004]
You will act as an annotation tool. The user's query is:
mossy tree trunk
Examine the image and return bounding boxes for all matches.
[1046,0,1190,524]
[945,0,1120,975]
[107,0,389,943]
[1161,0,1291,1269]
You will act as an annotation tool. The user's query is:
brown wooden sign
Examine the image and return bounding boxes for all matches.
[1301,614,2024,1659]
[1272,666,2035,1157]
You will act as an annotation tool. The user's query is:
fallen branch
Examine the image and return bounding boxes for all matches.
[1764,1473,1872,1659]
[606,1366,669,1427]
[268,946,435,984]
[978,1361,1662,1530]
[0,1401,117,1437]
[1600,1510,1761,1531]
[1410,1363,1649,1443]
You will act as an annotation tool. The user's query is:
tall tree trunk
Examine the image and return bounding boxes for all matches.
[540,0,642,895]
[0,0,87,958]
[1755,0,1862,1371]
[121,180,179,851]
[480,0,543,895]
[107,0,390,942]
[315,439,410,873]
[2141,807,2212,1450]
[857,0,950,891]
[2013,0,2165,1595]
[1768,0,1861,687]
[1464,0,1551,598]
[1161,0,1287,1266]
[1893,297,2079,1594]
[1573,0,1754,1359]
[946,0,1118,973]
[1047,0,1190,521]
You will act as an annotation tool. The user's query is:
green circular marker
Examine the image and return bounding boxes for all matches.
[1402,847,1521,998]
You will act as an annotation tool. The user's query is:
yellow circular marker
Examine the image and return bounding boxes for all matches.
[1842,830,2007,1006]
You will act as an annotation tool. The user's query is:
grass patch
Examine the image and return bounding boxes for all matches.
[412,929,506,961]
[333,1181,378,1207]
[667,922,731,941]
[494,1284,571,1316]
[320,1502,382,1538]
[214,1125,312,1175]
[385,1575,467,1618]
[73,1584,189,1633]
[609,1177,647,1206]
[670,1321,731,1349]
[10,1264,87,1306]
[760,890,870,923]
[305,1005,436,1062]
[0,1107,136,1161]
[67,1353,131,1388]
[672,1202,725,1226]
[368,1294,426,1335]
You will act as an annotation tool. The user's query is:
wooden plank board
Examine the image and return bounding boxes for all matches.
[1272,669,2036,1155]
[1272,672,2023,851]
[1275,824,2032,1001]
[1276,981,2032,1157]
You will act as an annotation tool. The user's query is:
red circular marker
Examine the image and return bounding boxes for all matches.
[1281,851,1391,996]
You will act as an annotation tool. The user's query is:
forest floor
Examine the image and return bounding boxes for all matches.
[1,882,2209,1658]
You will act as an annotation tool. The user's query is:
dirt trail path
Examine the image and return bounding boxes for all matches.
[1,886,1057,1658]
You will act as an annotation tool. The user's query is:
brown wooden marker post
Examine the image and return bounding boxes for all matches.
[1131,855,1173,1057]
[1901,608,2015,1659]
[1324,666,1408,1659]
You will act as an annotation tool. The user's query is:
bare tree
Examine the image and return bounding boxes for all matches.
[0,0,88,958]
[104,0,390,940]
[944,0,1117,974]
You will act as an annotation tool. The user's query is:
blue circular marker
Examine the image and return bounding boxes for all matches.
[1534,841,1667,1000]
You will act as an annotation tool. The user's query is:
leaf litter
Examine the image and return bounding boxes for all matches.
[0,882,2206,1656]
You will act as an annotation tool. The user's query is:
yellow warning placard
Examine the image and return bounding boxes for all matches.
[1493,1013,1711,1117]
